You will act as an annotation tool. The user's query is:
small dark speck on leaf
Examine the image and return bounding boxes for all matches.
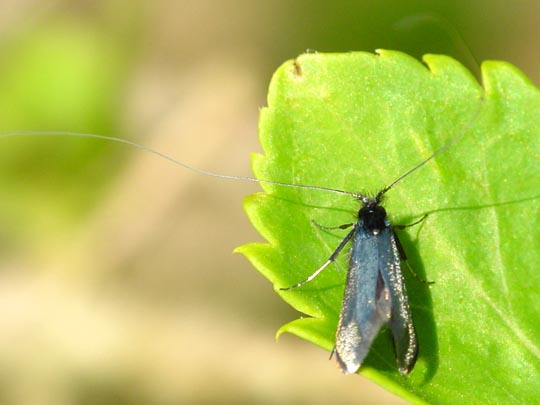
[293,59,303,77]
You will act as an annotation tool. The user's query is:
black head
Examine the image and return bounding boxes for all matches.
[358,197,388,235]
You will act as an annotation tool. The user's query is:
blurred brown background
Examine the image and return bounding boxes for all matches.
[0,1,537,404]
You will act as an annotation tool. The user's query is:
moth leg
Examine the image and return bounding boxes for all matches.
[280,226,356,291]
[394,214,428,230]
[329,347,336,360]
[404,259,434,285]
[311,219,354,231]
[392,229,434,285]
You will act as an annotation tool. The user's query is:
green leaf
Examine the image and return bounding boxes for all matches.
[237,50,540,403]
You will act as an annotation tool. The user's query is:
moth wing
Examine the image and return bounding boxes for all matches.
[379,227,418,375]
[334,225,392,374]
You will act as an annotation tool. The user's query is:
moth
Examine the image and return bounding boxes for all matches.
[1,94,482,376]
[281,187,422,375]
[278,99,483,375]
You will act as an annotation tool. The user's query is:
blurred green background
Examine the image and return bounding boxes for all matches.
[0,1,537,404]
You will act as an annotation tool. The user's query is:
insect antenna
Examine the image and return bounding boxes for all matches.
[376,97,484,202]
[0,130,361,198]
[377,13,487,203]
[1,94,483,205]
